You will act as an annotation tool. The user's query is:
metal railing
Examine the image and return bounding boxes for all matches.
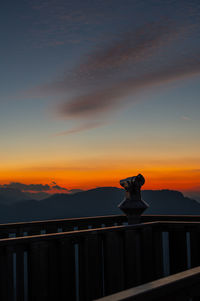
[1,214,200,238]
[1,219,200,300]
[0,214,127,238]
[0,222,159,301]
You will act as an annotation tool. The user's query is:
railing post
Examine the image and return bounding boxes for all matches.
[0,246,14,301]
[168,225,188,274]
[79,234,103,300]
[118,174,149,224]
[104,231,125,295]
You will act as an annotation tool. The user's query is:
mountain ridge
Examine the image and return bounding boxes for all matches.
[0,187,199,224]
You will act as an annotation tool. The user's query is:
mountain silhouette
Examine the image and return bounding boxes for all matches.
[0,187,199,223]
[0,188,33,204]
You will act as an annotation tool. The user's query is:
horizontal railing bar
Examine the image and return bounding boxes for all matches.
[0,222,159,246]
[1,214,200,230]
[155,221,200,232]
[159,221,200,225]
[0,214,127,229]
[1,219,200,243]
[0,214,200,241]
[0,214,199,230]
[0,215,200,232]
[0,214,200,234]
[95,266,200,301]
[0,214,200,229]
[141,215,200,222]
[1,220,200,244]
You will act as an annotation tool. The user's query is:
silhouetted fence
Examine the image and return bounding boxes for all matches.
[0,214,127,238]
[1,220,200,300]
[1,214,200,238]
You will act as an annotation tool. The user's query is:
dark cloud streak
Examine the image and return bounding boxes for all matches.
[26,2,200,133]
[76,21,177,76]
[38,20,179,94]
[60,56,200,118]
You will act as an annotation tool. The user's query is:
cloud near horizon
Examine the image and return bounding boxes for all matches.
[0,182,68,192]
[52,185,68,190]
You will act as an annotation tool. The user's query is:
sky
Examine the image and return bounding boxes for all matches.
[1,0,200,197]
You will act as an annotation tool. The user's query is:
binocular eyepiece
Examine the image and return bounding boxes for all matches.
[120,174,145,191]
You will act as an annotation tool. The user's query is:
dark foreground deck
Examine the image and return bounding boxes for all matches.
[1,215,200,300]
[96,266,200,301]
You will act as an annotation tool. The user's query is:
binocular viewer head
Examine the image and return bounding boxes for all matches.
[120,174,145,191]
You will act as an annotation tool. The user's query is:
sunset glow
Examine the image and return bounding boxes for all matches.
[1,0,200,199]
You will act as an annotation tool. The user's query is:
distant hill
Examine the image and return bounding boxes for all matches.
[142,189,200,214]
[0,188,49,204]
[0,187,199,223]
[0,188,32,204]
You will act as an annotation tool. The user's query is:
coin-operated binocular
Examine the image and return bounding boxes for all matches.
[118,174,149,224]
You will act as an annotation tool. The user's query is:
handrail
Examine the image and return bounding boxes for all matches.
[2,214,200,228]
[0,221,159,246]
[1,220,200,300]
[0,221,161,300]
[95,266,200,300]
[0,214,126,228]
[142,215,200,222]
[1,214,200,238]
[1,220,200,246]
[0,214,127,238]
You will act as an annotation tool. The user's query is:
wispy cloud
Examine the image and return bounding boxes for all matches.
[26,1,200,133]
[37,20,180,94]
[73,21,180,81]
[54,121,104,136]
[181,115,191,121]
[27,0,131,47]
[59,56,200,118]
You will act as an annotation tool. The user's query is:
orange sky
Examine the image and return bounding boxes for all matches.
[1,0,200,199]
[1,128,199,191]
[0,158,199,193]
